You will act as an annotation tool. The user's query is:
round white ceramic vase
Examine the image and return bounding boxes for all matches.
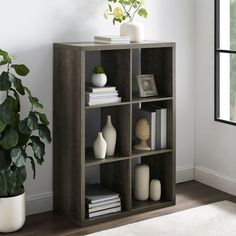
[93,132,107,159]
[134,164,150,201]
[102,115,117,156]
[150,179,161,201]
[120,20,144,43]
[91,73,107,87]
[0,192,26,233]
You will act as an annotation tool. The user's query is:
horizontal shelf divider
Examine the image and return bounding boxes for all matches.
[85,150,130,166]
[131,149,172,159]
[85,101,131,109]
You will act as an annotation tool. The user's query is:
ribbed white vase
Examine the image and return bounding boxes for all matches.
[102,115,117,156]
[120,19,144,43]
[93,132,107,159]
[0,192,26,233]
[134,164,150,201]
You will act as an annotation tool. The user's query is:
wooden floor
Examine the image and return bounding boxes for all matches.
[6,181,236,236]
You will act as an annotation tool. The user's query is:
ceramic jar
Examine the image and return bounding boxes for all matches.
[150,179,161,201]
[0,192,26,233]
[134,164,150,201]
[91,73,107,87]
[93,132,107,159]
[120,20,144,43]
[102,115,117,156]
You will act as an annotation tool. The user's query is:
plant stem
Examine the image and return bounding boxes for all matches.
[132,2,142,19]
[120,3,132,19]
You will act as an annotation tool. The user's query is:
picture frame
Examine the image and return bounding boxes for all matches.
[137,74,158,97]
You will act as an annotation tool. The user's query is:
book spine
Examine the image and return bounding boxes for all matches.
[88,202,121,213]
[87,206,121,218]
[161,108,167,149]
[156,109,161,149]
[88,198,120,208]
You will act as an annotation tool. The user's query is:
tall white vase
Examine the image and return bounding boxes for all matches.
[134,164,150,201]
[0,192,25,233]
[102,115,117,156]
[120,20,144,43]
[93,132,107,159]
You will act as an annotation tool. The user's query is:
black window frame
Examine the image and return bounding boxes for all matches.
[215,0,236,126]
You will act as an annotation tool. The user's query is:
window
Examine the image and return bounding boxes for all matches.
[215,0,236,124]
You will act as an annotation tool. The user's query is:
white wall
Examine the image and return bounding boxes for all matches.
[195,0,236,195]
[0,0,195,214]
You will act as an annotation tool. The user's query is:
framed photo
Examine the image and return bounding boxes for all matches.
[137,74,158,97]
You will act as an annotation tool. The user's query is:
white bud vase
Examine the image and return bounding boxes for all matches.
[102,115,117,156]
[120,19,144,43]
[91,73,107,87]
[150,179,161,201]
[93,132,107,159]
[134,164,150,201]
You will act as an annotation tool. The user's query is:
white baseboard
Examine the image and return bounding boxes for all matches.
[176,165,194,183]
[26,192,53,216]
[25,167,194,215]
[195,165,236,196]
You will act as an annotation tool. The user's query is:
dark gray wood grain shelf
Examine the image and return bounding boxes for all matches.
[53,41,176,227]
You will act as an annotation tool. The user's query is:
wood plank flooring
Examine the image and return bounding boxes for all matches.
[5,181,236,236]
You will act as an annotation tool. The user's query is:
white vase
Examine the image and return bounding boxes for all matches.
[134,164,150,201]
[93,132,107,159]
[150,179,161,201]
[120,20,144,43]
[102,115,117,156]
[91,73,107,87]
[0,192,25,233]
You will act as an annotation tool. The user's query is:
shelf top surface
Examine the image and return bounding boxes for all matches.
[54,40,175,51]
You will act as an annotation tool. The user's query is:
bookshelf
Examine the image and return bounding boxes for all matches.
[53,41,176,227]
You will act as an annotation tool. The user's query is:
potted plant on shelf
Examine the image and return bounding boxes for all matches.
[91,66,107,87]
[0,49,51,233]
[104,0,148,42]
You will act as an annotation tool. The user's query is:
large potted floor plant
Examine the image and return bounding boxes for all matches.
[0,49,51,233]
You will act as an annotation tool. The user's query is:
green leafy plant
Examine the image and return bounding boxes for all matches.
[104,0,148,25]
[0,49,51,197]
[93,66,105,74]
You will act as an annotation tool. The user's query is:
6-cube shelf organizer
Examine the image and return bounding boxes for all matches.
[53,41,176,226]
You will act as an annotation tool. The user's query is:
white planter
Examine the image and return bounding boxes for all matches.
[134,164,150,201]
[91,73,107,87]
[120,20,144,43]
[93,132,107,159]
[150,179,161,201]
[0,192,26,233]
[102,115,117,156]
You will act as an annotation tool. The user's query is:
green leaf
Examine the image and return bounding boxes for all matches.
[11,64,29,76]
[0,172,7,195]
[138,8,148,18]
[0,72,11,91]
[0,149,11,172]
[16,166,26,187]
[9,74,25,95]
[0,126,18,150]
[27,112,38,131]
[0,49,11,66]
[30,136,45,164]
[11,148,26,168]
[109,4,112,12]
[27,156,36,179]
[0,120,6,133]
[25,87,43,109]
[35,112,49,125]
[38,124,51,143]
[19,118,31,136]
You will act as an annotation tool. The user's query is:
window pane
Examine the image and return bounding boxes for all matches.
[219,0,236,50]
[218,52,236,121]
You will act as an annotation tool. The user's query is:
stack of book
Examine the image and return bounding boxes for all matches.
[134,105,167,150]
[85,184,121,218]
[86,85,121,106]
[94,35,130,44]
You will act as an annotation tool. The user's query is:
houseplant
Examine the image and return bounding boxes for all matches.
[104,0,148,42]
[91,66,107,87]
[0,49,51,233]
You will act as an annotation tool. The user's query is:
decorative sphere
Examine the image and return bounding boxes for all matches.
[135,118,150,140]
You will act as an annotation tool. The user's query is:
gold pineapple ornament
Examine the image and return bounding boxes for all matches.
[134,118,151,151]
